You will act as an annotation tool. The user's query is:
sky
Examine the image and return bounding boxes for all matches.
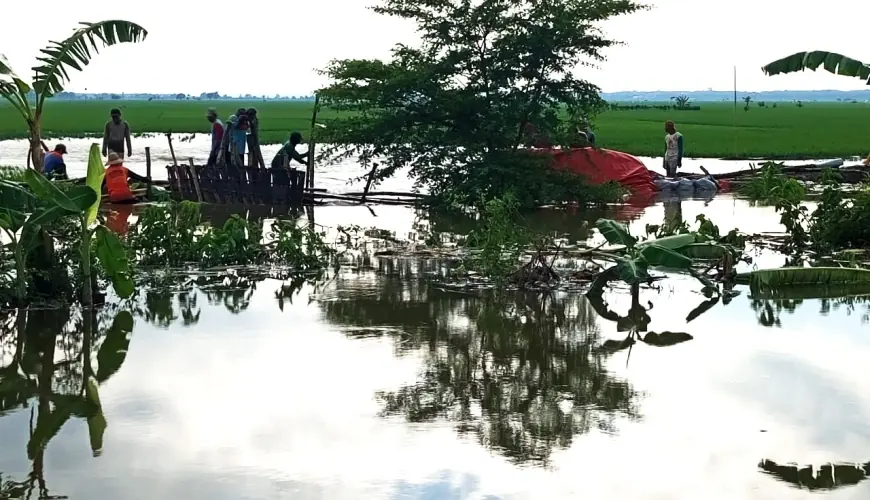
[1,0,867,96]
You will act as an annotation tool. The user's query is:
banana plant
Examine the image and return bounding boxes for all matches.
[589,219,717,292]
[23,144,133,306]
[736,266,870,299]
[762,51,870,84]
[0,21,147,170]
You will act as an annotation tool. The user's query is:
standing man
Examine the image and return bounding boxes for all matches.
[102,108,132,158]
[206,108,224,166]
[225,107,250,165]
[663,120,683,177]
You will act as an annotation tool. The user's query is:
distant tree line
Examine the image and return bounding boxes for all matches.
[606,103,702,111]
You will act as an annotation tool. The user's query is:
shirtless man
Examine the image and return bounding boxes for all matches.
[102,108,132,158]
[663,120,683,177]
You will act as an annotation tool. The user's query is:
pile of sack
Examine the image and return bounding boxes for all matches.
[653,176,718,193]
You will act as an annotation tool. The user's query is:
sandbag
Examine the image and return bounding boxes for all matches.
[677,178,695,191]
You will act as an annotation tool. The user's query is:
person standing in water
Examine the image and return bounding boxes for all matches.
[206,108,224,166]
[102,108,132,158]
[663,120,683,177]
[224,107,250,165]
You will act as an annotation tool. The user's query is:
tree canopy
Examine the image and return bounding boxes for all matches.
[318,0,646,208]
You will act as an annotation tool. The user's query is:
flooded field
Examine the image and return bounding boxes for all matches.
[1,189,868,500]
[0,136,852,190]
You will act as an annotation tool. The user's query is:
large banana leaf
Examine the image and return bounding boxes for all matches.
[736,267,870,289]
[0,54,32,118]
[641,331,693,347]
[96,310,134,382]
[595,218,637,247]
[762,51,870,83]
[84,377,106,456]
[32,21,148,99]
[85,144,104,225]
[614,257,649,284]
[637,233,694,250]
[748,284,870,300]
[94,225,134,298]
[638,244,694,269]
[677,243,735,260]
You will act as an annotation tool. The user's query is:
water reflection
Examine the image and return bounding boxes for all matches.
[759,459,870,491]
[317,260,642,464]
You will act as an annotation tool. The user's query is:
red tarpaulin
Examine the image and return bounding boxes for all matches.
[544,147,658,196]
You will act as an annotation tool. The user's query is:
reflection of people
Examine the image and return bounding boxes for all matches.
[103,153,148,204]
[663,120,683,177]
[106,203,135,236]
[270,132,310,169]
[42,144,68,179]
[103,108,132,157]
[662,198,683,233]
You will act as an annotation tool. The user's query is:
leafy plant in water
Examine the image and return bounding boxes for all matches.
[463,195,529,282]
[127,200,202,266]
[268,220,336,272]
[22,144,135,307]
[199,215,263,267]
[740,162,806,205]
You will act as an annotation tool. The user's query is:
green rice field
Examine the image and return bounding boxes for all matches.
[0,99,867,159]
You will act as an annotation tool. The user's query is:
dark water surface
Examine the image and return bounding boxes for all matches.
[1,197,869,499]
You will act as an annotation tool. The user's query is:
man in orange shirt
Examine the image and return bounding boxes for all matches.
[103,152,148,204]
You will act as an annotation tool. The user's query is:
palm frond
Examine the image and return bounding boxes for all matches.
[0,53,33,118]
[762,51,870,84]
[32,20,147,101]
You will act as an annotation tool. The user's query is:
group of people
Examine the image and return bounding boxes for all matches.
[206,108,311,170]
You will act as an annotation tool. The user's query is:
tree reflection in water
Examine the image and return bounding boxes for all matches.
[319,258,642,464]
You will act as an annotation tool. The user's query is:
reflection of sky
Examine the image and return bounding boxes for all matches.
[1,198,868,499]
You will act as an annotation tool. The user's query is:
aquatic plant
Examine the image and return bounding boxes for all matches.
[0,21,147,170]
[740,161,806,204]
[463,195,529,282]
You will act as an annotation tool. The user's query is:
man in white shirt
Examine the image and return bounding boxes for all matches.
[663,120,683,177]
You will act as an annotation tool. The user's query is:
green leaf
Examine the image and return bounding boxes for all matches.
[614,257,649,284]
[32,21,148,98]
[24,168,80,212]
[762,51,870,84]
[638,244,694,269]
[94,225,135,298]
[20,205,69,252]
[66,185,98,212]
[595,218,636,247]
[96,310,133,382]
[686,297,719,323]
[642,331,693,347]
[638,233,694,250]
[735,267,870,291]
[677,243,734,260]
[85,143,104,225]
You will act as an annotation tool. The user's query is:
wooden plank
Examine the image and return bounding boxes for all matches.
[188,158,203,202]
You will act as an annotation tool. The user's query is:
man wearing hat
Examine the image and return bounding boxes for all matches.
[43,144,68,179]
[103,152,148,204]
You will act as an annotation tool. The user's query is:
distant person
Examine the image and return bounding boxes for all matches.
[206,108,224,166]
[270,132,311,169]
[102,108,132,158]
[663,120,683,177]
[103,152,148,204]
[43,144,68,179]
[225,107,250,165]
[579,120,595,146]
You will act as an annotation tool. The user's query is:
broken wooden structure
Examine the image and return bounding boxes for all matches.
[165,160,309,205]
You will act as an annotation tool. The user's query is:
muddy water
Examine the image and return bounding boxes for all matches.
[0,136,849,189]
[1,195,868,498]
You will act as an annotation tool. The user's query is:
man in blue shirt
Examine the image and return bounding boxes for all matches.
[42,144,68,179]
[225,108,249,165]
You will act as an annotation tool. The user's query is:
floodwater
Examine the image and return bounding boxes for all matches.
[1,140,869,499]
[0,136,852,192]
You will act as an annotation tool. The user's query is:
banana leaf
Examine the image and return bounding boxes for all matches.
[677,243,735,260]
[595,219,636,247]
[601,336,635,353]
[94,225,134,298]
[637,233,694,250]
[85,144,104,225]
[638,244,694,270]
[96,310,133,382]
[762,51,870,83]
[748,284,870,300]
[759,459,870,491]
[615,257,649,284]
[736,267,870,291]
[686,297,720,322]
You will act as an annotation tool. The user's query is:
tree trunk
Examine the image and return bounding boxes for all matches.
[29,122,43,171]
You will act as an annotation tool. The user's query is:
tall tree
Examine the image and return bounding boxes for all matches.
[318,0,645,207]
[0,21,147,171]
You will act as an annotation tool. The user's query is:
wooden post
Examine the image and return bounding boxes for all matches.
[166,132,178,166]
[188,158,203,202]
[306,93,320,189]
[145,147,152,198]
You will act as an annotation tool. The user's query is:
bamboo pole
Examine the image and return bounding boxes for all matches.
[145,147,152,197]
[166,132,178,166]
[306,93,320,189]
[361,161,378,203]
